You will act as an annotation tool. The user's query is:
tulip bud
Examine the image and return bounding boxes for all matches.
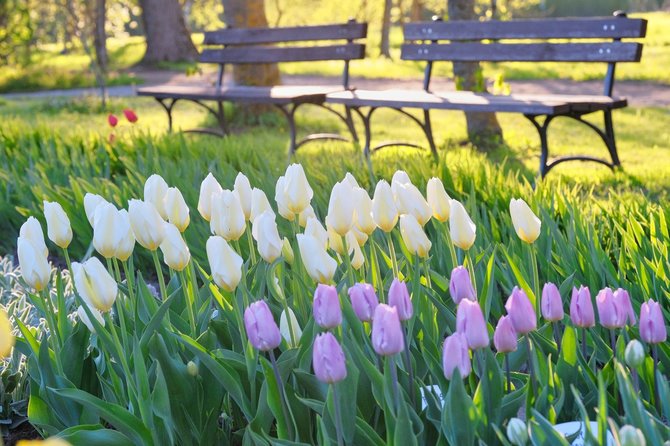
[234,172,253,221]
[114,210,135,261]
[619,425,646,446]
[84,193,108,226]
[17,236,51,291]
[372,180,398,232]
[313,332,348,384]
[494,315,518,353]
[250,187,274,223]
[388,278,413,321]
[509,198,541,244]
[0,309,15,357]
[43,201,72,249]
[353,188,376,235]
[123,108,138,123]
[281,237,294,264]
[283,164,313,214]
[449,200,476,250]
[210,190,246,241]
[298,205,317,228]
[541,282,564,322]
[160,223,190,271]
[327,225,356,255]
[165,187,190,232]
[449,266,476,304]
[596,287,621,329]
[395,183,431,226]
[275,176,294,221]
[72,257,117,312]
[639,300,667,344]
[93,202,120,258]
[297,234,337,283]
[252,210,283,263]
[313,284,342,329]
[343,172,359,189]
[570,286,595,328]
[391,170,412,212]
[442,332,471,380]
[350,241,365,270]
[280,308,302,348]
[108,114,118,127]
[613,288,636,326]
[244,300,281,351]
[348,283,379,322]
[19,217,48,257]
[426,178,451,222]
[186,361,199,377]
[128,199,166,251]
[624,339,645,368]
[206,236,243,292]
[506,418,529,446]
[77,305,104,333]
[371,304,404,356]
[305,217,329,249]
[326,180,355,236]
[399,214,431,258]
[144,174,169,220]
[505,287,537,334]
[456,299,489,349]
[350,225,368,247]
[198,173,223,222]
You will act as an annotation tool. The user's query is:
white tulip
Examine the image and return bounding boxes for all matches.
[391,170,412,213]
[450,200,476,250]
[400,214,432,258]
[252,210,283,263]
[298,205,316,228]
[327,224,357,255]
[275,176,294,221]
[206,236,243,292]
[297,234,337,283]
[114,210,135,261]
[509,198,541,244]
[280,308,303,348]
[72,257,117,312]
[283,164,313,214]
[372,181,398,233]
[210,190,246,241]
[250,187,275,223]
[426,178,451,222]
[351,241,365,270]
[160,223,191,271]
[304,217,329,249]
[144,174,169,220]
[17,236,50,291]
[198,173,223,222]
[165,187,190,232]
[19,217,47,257]
[395,182,432,226]
[77,305,105,333]
[326,180,355,236]
[234,172,253,221]
[128,199,166,251]
[342,172,360,189]
[353,187,376,235]
[43,201,72,249]
[93,202,120,258]
[84,193,108,226]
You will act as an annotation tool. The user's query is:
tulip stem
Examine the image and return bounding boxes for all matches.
[443,222,459,270]
[179,270,197,337]
[552,321,562,355]
[369,242,384,302]
[464,250,477,298]
[581,327,588,361]
[389,355,401,414]
[341,235,356,286]
[401,325,415,406]
[332,384,345,446]
[385,232,399,278]
[121,260,135,302]
[505,354,511,393]
[652,344,660,413]
[245,225,257,264]
[610,330,617,358]
[269,349,295,440]
[151,250,168,302]
[528,244,540,321]
[526,335,536,395]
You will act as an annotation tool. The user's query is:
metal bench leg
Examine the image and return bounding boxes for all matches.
[525,115,555,178]
[423,109,438,160]
[156,98,179,133]
[604,110,621,167]
[275,104,298,162]
[351,107,375,158]
[345,106,359,144]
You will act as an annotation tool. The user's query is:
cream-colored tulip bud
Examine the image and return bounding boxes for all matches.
[372,181,398,233]
[72,257,117,312]
[250,188,274,223]
[114,210,135,261]
[391,170,412,213]
[343,172,360,189]
[210,190,246,241]
[252,210,283,263]
[275,176,295,221]
[351,241,365,270]
[353,188,376,235]
[144,174,169,220]
[160,223,191,271]
[234,172,253,221]
[509,198,541,244]
[77,305,105,333]
[84,193,108,226]
[426,178,451,222]
[327,225,357,255]
[298,205,316,228]
[282,238,294,264]
[165,187,190,232]
[305,217,329,249]
[17,236,50,291]
[450,200,476,250]
[93,202,120,258]
[400,214,432,258]
[19,217,48,257]
[326,180,355,236]
[395,183,432,226]
[283,164,313,214]
[128,199,166,251]
[297,234,337,283]
[43,201,72,249]
[206,236,243,292]
[280,308,302,348]
[0,309,15,357]
[350,225,368,246]
[198,173,223,222]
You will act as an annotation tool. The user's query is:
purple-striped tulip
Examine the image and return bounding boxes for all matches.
[456,299,489,349]
[570,286,595,328]
[613,288,636,326]
[244,301,281,351]
[442,332,471,380]
[449,266,476,304]
[505,287,537,334]
[312,332,347,384]
[313,284,342,329]
[639,300,667,344]
[541,282,564,322]
[348,283,379,322]
[371,304,404,356]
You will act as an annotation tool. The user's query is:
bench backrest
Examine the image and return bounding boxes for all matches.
[201,21,367,89]
[401,13,646,96]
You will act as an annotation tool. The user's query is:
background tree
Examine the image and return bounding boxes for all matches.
[138,0,197,63]
[380,0,393,57]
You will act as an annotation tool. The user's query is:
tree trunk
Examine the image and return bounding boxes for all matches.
[380,0,392,57]
[410,0,423,21]
[139,0,197,63]
[93,0,107,73]
[448,0,503,148]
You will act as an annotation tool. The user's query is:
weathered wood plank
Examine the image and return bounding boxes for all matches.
[137,85,344,104]
[200,44,366,64]
[204,23,368,45]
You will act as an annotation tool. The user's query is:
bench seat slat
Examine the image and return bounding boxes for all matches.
[138,85,345,104]
[200,44,365,64]
[204,23,367,45]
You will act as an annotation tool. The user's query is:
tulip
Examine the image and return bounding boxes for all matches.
[160,223,190,271]
[206,236,243,292]
[282,164,313,214]
[388,278,413,321]
[72,257,117,312]
[244,300,281,351]
[506,418,529,446]
[281,237,294,264]
[17,236,51,291]
[350,225,368,247]
[371,304,404,356]
[84,193,108,226]
[570,286,595,328]
[234,172,253,221]
[399,214,431,258]
[0,309,15,357]
[326,224,356,255]
[93,202,120,258]
[144,174,169,220]
[19,217,47,257]
[494,315,518,353]
[613,288,636,326]
[509,198,541,244]
[313,332,348,384]
[619,426,646,446]
[442,332,471,380]
[187,361,199,377]
[326,180,356,236]
[426,177,451,222]
[353,188,376,235]
[456,299,489,349]
[123,108,138,123]
[505,287,537,334]
[449,200,476,250]
[252,210,283,263]
[625,339,644,368]
[297,234,337,283]
[395,183,432,226]
[348,283,379,322]
[43,201,72,249]
[449,266,476,304]
[372,180,398,232]
[280,308,302,348]
[541,283,564,321]
[350,241,365,270]
[165,187,190,232]
[391,170,412,212]
[210,190,246,241]
[298,205,317,227]
[313,284,342,329]
[114,210,135,261]
[274,176,294,221]
[596,287,621,329]
[343,172,360,189]
[250,187,274,223]
[77,305,105,333]
[639,300,667,344]
[108,114,118,127]
[128,199,166,251]
[198,173,223,222]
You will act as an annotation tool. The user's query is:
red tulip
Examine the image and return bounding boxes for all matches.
[123,108,138,123]
[108,114,118,127]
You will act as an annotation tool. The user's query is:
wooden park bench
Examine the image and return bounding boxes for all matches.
[326,12,647,176]
[137,21,367,156]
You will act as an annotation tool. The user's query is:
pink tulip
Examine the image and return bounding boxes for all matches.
[494,315,518,353]
[541,282,564,322]
[348,283,379,322]
[449,266,476,304]
[639,300,667,344]
[596,288,620,329]
[570,286,595,328]
[388,278,413,321]
[613,288,636,326]
[312,332,347,384]
[456,299,489,349]
[313,284,342,329]
[107,114,118,127]
[244,301,281,351]
[442,332,471,380]
[371,304,404,356]
[123,108,138,123]
[505,287,537,334]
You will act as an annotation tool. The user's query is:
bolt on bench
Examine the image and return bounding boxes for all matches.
[137,21,367,156]
[326,13,647,177]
